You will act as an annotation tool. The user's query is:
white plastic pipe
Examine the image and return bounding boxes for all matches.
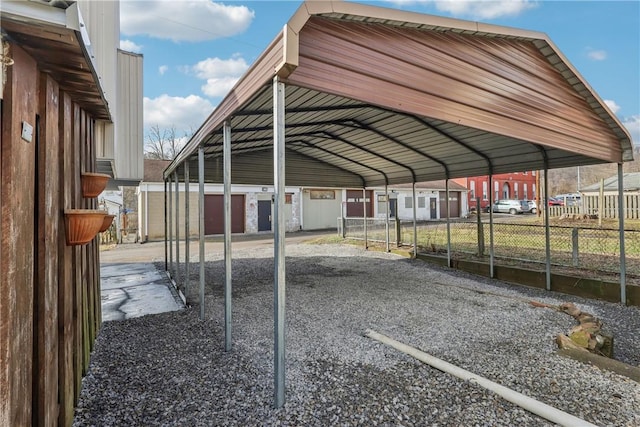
[365,329,597,427]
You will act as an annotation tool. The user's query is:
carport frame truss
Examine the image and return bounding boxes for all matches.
[161,1,632,409]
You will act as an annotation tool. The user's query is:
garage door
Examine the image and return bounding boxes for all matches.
[439,191,460,218]
[204,195,245,235]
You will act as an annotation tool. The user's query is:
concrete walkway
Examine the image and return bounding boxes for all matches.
[99,230,335,321]
[101,260,183,322]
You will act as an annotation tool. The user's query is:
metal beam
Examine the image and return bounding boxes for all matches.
[618,163,627,304]
[385,184,390,252]
[488,175,495,278]
[363,188,368,250]
[446,179,451,267]
[168,175,173,278]
[322,131,417,182]
[273,76,286,408]
[184,160,190,299]
[412,182,417,258]
[544,165,551,291]
[343,119,449,176]
[198,147,205,320]
[231,103,370,116]
[288,140,382,185]
[223,121,233,350]
[175,171,180,289]
[168,179,169,271]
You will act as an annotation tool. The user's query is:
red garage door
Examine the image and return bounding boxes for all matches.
[204,195,245,235]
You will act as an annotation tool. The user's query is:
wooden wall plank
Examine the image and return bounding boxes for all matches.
[33,72,61,426]
[57,91,75,427]
[0,43,37,426]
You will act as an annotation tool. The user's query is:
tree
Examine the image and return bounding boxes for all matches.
[144,124,193,160]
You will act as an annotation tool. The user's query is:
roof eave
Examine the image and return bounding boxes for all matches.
[0,1,112,121]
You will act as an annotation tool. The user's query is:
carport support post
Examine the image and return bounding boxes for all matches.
[618,163,627,304]
[184,160,190,298]
[544,167,551,291]
[273,76,286,408]
[198,147,205,320]
[175,171,181,288]
[223,121,233,350]
[385,184,390,252]
[412,182,417,257]
[164,179,168,271]
[362,188,368,249]
[489,175,494,278]
[168,176,173,278]
[446,179,451,267]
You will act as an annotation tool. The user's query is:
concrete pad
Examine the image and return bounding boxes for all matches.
[101,262,183,322]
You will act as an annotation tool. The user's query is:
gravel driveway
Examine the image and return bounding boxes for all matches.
[74,242,640,426]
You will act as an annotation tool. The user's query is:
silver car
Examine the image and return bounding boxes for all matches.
[492,199,528,214]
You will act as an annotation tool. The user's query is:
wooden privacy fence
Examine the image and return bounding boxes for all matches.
[548,194,640,219]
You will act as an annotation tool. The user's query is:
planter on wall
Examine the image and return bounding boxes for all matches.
[81,172,110,198]
[99,213,116,232]
[64,209,106,246]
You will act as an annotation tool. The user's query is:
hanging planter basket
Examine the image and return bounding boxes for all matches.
[81,172,110,198]
[99,213,116,232]
[64,209,106,246]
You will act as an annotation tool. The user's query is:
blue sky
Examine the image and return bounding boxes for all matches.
[118,0,640,147]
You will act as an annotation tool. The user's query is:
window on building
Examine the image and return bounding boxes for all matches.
[310,189,335,200]
[533,184,536,199]
[524,184,528,200]
[482,182,488,200]
[514,183,519,199]
[405,196,413,209]
[470,181,475,199]
[532,171,536,176]
[418,196,426,208]
[285,193,293,204]
[494,181,499,201]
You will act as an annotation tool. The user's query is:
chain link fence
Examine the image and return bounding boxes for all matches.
[341,216,640,278]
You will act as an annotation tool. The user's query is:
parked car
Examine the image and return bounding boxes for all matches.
[548,197,564,206]
[524,200,537,214]
[492,199,529,214]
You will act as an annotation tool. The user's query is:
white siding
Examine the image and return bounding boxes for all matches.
[116,50,144,180]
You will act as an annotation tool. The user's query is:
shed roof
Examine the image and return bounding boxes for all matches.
[165,1,632,187]
[581,173,640,193]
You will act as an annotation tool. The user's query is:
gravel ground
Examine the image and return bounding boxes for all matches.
[75,243,640,426]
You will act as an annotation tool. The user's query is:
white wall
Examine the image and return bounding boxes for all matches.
[301,189,342,230]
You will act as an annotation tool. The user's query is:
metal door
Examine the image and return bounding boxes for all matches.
[258,199,272,231]
[389,198,397,218]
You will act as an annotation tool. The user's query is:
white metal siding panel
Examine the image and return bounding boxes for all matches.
[77,0,118,113]
[115,50,144,180]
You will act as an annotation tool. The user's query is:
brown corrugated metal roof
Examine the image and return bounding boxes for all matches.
[166,1,632,187]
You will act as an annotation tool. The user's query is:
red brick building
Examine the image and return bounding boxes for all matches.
[453,172,538,212]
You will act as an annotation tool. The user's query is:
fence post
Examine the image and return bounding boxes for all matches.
[476,197,484,256]
[572,228,579,267]
[341,215,346,239]
[395,217,401,247]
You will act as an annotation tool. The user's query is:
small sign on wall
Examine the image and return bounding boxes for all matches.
[21,121,33,143]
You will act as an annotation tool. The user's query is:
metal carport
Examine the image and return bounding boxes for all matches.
[163,0,633,408]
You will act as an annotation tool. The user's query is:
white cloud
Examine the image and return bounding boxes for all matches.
[120,39,142,53]
[188,56,250,98]
[587,49,607,61]
[604,100,621,114]
[385,0,537,19]
[121,0,254,42]
[159,65,169,75]
[144,94,213,132]
[623,115,640,146]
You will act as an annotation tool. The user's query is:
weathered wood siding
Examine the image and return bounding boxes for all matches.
[1,42,103,426]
